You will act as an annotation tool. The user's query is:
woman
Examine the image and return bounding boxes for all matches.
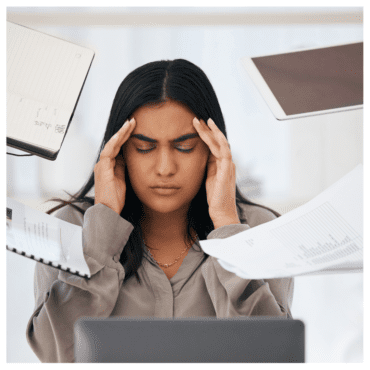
[26,59,294,363]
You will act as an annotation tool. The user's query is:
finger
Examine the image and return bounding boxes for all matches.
[207,118,232,160]
[109,118,136,156]
[95,156,115,178]
[100,118,136,159]
[231,161,235,180]
[193,117,221,159]
[100,124,130,160]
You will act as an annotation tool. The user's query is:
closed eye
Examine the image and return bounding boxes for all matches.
[136,146,194,154]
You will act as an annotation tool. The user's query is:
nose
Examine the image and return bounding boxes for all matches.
[155,146,177,176]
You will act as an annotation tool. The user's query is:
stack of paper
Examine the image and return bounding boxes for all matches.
[199,164,363,279]
[6,197,90,278]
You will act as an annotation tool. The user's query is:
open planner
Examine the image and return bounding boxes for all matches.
[6,21,95,160]
[6,197,91,279]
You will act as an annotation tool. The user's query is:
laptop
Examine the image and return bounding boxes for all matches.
[74,317,305,363]
[241,42,363,120]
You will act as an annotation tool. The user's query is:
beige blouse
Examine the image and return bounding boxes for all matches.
[26,202,294,363]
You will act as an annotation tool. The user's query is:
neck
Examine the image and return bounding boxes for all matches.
[140,203,195,252]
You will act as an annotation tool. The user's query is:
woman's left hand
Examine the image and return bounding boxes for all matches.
[193,117,241,229]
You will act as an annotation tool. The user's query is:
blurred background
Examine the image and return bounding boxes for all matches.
[6,6,363,363]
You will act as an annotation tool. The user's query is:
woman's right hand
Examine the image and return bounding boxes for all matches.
[94,118,136,215]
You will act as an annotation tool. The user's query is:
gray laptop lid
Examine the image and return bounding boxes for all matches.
[74,317,305,363]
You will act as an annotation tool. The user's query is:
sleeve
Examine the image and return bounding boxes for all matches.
[25,203,134,363]
[201,206,294,319]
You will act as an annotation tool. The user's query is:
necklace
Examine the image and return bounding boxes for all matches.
[143,234,198,268]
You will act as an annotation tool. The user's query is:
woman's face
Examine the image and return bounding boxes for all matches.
[123,100,210,215]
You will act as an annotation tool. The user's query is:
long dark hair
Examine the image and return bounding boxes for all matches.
[46,59,280,284]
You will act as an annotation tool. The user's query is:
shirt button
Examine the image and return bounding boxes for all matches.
[113,254,120,263]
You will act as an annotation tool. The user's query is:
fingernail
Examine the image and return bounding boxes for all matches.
[193,117,200,124]
[130,118,135,123]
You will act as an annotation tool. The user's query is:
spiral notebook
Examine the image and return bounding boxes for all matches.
[6,21,95,160]
[6,197,91,279]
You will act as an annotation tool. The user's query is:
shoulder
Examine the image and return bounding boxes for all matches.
[238,201,277,228]
[52,201,93,227]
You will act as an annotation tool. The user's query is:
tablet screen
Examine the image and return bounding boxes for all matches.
[251,42,363,116]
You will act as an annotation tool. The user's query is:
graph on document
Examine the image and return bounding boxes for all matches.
[269,202,362,267]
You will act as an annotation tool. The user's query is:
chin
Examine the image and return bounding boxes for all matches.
[143,199,187,215]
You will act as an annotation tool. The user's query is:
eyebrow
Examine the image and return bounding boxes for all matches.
[131,133,199,143]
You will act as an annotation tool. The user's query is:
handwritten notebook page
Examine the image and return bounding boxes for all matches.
[7,22,94,152]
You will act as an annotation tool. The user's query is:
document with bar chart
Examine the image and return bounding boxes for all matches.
[199,164,363,279]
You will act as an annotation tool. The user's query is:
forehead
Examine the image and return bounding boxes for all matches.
[132,100,196,138]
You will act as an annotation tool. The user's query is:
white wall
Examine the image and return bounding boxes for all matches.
[6,7,363,363]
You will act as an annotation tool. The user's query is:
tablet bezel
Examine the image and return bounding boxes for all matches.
[240,41,363,121]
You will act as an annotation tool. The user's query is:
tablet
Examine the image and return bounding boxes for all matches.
[241,42,363,121]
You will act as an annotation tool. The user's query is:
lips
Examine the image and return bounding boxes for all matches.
[150,185,180,195]
[151,184,180,189]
